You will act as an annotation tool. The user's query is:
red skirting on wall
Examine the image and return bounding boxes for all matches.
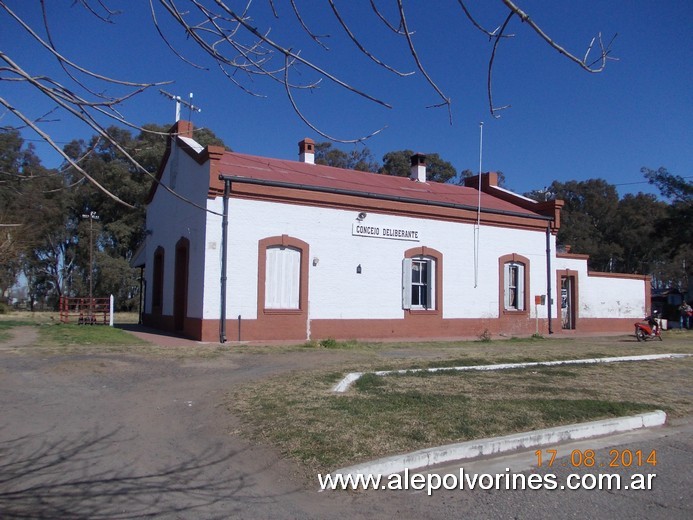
[143,313,640,343]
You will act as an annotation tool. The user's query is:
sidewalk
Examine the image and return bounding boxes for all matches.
[118,322,633,349]
[117,324,211,348]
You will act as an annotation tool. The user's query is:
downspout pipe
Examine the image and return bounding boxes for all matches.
[138,267,144,325]
[219,177,230,343]
[546,222,553,334]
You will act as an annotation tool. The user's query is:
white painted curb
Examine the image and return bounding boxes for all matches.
[332,354,691,393]
[331,410,667,478]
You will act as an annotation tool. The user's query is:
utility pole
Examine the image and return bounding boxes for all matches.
[81,210,99,317]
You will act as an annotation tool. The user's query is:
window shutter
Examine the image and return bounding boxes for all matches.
[425,259,433,310]
[402,258,412,310]
[503,263,511,310]
[517,264,525,311]
[265,247,276,308]
[283,248,300,309]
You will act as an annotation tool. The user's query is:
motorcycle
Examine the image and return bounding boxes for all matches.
[634,314,663,342]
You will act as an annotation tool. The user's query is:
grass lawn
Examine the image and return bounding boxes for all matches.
[0,313,149,350]
[228,333,693,472]
[0,313,230,358]
[38,323,149,347]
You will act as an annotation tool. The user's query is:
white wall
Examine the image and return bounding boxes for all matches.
[144,143,210,317]
[554,256,647,319]
[204,196,555,321]
[580,276,646,318]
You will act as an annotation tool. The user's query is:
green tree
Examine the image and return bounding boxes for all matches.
[0,130,67,305]
[641,167,692,289]
[62,124,228,309]
[549,179,621,271]
[314,142,378,172]
[1,123,228,310]
[21,173,78,309]
[608,193,668,274]
[526,171,689,289]
[379,150,457,183]
[642,167,692,204]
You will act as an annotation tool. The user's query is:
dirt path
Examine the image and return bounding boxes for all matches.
[0,326,39,350]
[0,333,413,518]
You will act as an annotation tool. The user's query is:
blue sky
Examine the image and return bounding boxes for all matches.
[2,1,691,198]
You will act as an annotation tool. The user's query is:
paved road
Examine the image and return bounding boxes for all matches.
[0,331,690,519]
[420,418,692,519]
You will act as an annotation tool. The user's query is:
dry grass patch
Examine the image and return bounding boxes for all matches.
[228,347,692,473]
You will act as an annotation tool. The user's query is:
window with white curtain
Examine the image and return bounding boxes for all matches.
[265,246,301,309]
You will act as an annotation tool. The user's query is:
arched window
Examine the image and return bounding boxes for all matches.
[403,256,436,310]
[403,247,443,313]
[499,254,530,314]
[258,235,309,313]
[264,245,301,309]
[504,262,524,310]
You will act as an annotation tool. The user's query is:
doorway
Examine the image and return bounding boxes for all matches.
[560,275,577,330]
[174,238,189,332]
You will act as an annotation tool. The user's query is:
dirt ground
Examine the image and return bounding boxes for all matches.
[0,325,691,519]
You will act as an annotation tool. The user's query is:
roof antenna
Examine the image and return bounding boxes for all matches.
[159,90,202,122]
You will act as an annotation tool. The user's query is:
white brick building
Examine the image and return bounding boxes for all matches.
[138,121,650,342]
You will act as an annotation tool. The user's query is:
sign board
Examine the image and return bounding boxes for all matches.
[352,223,421,242]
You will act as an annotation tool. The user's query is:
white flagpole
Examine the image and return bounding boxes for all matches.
[474,122,483,288]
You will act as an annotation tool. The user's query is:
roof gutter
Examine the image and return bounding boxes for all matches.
[218,175,553,221]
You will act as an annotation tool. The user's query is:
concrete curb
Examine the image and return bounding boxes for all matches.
[331,410,667,477]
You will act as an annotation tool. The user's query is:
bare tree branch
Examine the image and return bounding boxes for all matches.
[208,0,393,108]
[327,0,414,77]
[369,0,407,35]
[1,0,616,208]
[0,95,134,208]
[73,0,121,23]
[282,55,386,144]
[395,0,452,122]
[2,3,163,90]
[1,50,221,215]
[456,0,513,39]
[488,12,514,118]
[148,0,209,70]
[501,0,617,73]
[290,0,330,50]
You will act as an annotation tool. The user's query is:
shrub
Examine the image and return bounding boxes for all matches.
[320,338,338,349]
[478,329,492,342]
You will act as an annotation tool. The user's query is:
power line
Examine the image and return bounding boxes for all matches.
[612,175,692,187]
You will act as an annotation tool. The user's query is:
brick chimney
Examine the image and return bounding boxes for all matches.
[171,120,194,138]
[410,153,426,182]
[298,138,315,164]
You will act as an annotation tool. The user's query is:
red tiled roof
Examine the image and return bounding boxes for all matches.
[214,151,542,218]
